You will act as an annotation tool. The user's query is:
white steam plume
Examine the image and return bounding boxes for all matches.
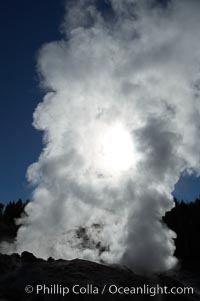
[2,0,200,274]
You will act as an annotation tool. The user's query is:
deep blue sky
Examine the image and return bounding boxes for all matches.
[0,0,64,203]
[0,0,199,204]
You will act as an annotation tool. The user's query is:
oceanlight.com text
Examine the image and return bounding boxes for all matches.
[25,283,194,297]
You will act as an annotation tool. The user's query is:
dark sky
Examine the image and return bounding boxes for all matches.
[0,0,64,203]
[0,0,199,203]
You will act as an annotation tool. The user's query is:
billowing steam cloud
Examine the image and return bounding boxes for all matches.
[2,0,200,274]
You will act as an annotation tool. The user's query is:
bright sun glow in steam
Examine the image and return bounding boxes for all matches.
[100,123,135,173]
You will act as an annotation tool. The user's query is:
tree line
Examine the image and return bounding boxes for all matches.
[0,197,200,262]
[163,197,200,261]
[0,199,29,242]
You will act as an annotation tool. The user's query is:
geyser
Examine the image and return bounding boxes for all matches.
[2,0,200,274]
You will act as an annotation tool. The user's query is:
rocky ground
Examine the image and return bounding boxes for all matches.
[0,252,199,300]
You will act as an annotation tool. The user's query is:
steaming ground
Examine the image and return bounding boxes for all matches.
[2,0,200,274]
